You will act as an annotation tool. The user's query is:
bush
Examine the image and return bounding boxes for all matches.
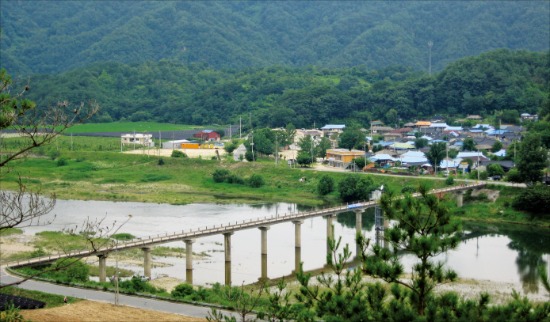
[212,169,231,183]
[172,283,194,298]
[119,276,161,294]
[401,185,416,194]
[445,176,455,186]
[338,175,375,202]
[487,164,505,177]
[247,174,265,188]
[227,174,245,184]
[157,158,165,165]
[50,259,89,283]
[56,158,68,166]
[171,150,187,158]
[512,184,550,216]
[317,175,335,196]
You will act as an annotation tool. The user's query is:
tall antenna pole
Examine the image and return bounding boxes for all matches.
[428,41,433,76]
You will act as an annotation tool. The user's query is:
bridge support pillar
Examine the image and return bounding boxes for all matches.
[355,209,363,258]
[142,247,151,279]
[292,220,303,273]
[98,253,108,283]
[184,239,195,284]
[324,214,336,265]
[223,232,233,286]
[456,191,464,208]
[259,226,270,281]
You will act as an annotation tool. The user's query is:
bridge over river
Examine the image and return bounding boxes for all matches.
[5,183,485,285]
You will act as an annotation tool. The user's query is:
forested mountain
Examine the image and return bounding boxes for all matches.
[20,50,549,128]
[1,1,548,75]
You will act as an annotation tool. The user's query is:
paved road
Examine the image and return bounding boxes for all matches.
[0,266,236,320]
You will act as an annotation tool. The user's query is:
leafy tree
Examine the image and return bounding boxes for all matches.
[353,157,367,169]
[491,140,503,153]
[414,138,429,149]
[337,175,375,202]
[249,128,275,156]
[316,137,332,159]
[512,184,550,216]
[361,185,461,315]
[317,175,335,196]
[487,163,505,177]
[462,138,477,151]
[516,134,548,184]
[296,150,313,167]
[338,126,364,150]
[425,142,447,175]
[297,135,316,165]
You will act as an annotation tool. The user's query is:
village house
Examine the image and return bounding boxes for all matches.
[193,130,221,141]
[120,133,155,147]
[326,148,365,168]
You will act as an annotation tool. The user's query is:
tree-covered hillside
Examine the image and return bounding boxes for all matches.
[1,1,548,75]
[19,50,549,128]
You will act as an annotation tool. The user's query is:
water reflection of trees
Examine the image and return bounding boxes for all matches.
[463,222,550,294]
[336,209,375,232]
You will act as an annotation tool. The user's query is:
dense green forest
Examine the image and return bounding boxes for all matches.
[1,1,548,75]
[16,49,549,128]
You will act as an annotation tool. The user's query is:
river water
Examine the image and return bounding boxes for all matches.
[20,199,550,296]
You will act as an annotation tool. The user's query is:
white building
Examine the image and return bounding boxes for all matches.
[121,133,154,147]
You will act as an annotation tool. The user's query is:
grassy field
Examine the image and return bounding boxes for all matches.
[63,121,203,134]
[1,134,444,206]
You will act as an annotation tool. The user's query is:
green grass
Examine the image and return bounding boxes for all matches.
[63,122,202,134]
[0,228,23,236]
[0,286,80,307]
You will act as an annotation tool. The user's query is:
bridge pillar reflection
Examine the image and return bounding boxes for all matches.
[223,232,233,286]
[324,214,336,264]
[292,220,303,273]
[184,239,195,284]
[98,253,108,283]
[354,209,363,258]
[259,226,270,281]
[142,247,151,279]
[455,191,464,207]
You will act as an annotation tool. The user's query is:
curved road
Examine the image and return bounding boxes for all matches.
[0,266,235,320]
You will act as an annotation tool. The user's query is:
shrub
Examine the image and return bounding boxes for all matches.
[171,150,187,158]
[50,259,89,283]
[317,175,335,196]
[227,174,245,184]
[158,158,165,165]
[401,185,416,194]
[248,174,265,188]
[445,176,455,186]
[56,158,68,166]
[212,169,231,183]
[172,283,194,298]
[512,184,550,216]
[119,276,161,294]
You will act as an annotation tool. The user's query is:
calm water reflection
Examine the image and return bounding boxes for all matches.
[22,199,550,295]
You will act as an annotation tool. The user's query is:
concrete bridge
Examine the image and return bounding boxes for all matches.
[6,183,485,285]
